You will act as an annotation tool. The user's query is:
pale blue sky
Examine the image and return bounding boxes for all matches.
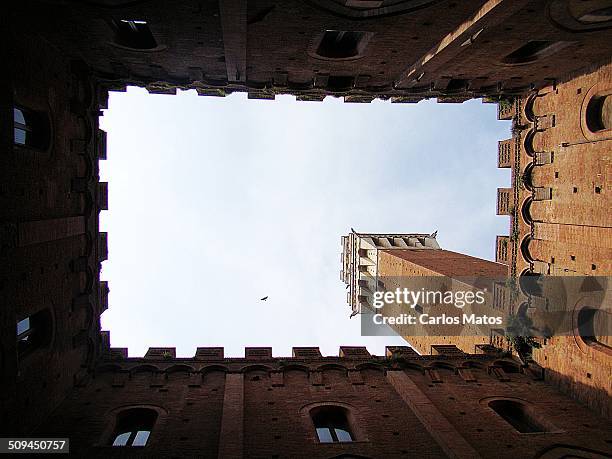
[99,87,510,358]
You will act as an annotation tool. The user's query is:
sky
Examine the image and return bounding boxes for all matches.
[99,87,511,358]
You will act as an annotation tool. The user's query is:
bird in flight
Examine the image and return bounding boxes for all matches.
[260,296,268,301]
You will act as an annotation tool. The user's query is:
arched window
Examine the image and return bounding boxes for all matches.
[586,94,611,132]
[569,0,612,23]
[577,7,612,22]
[549,0,612,31]
[577,307,612,354]
[111,408,157,447]
[16,309,52,358]
[311,406,354,443]
[488,399,550,433]
[502,41,568,65]
[13,107,51,150]
[113,19,157,50]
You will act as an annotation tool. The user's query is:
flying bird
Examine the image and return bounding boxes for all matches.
[260,296,268,301]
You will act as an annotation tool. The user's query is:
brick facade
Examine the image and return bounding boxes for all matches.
[8,1,612,101]
[1,18,105,434]
[397,61,612,420]
[502,60,612,420]
[30,346,612,458]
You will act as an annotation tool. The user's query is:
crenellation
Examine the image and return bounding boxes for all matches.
[99,281,109,312]
[144,347,177,360]
[108,348,128,360]
[97,182,108,210]
[98,232,108,262]
[194,346,224,360]
[99,330,110,349]
[94,344,519,369]
[291,347,322,358]
[244,347,273,360]
[496,187,512,215]
[339,346,371,359]
[97,129,107,160]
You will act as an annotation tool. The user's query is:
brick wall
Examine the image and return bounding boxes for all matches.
[506,61,612,419]
[9,1,612,101]
[1,21,105,434]
[4,0,612,448]
[31,348,612,458]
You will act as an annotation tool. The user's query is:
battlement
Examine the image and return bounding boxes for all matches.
[100,338,504,367]
[95,341,527,391]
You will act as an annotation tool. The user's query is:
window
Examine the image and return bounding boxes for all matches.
[488,399,550,433]
[16,309,52,357]
[577,307,612,354]
[13,107,51,150]
[113,19,157,50]
[311,406,354,443]
[569,1,612,23]
[586,94,611,132]
[502,41,566,65]
[549,0,612,31]
[316,30,367,59]
[578,7,612,22]
[111,408,157,447]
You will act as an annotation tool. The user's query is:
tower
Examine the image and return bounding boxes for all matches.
[340,231,509,355]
